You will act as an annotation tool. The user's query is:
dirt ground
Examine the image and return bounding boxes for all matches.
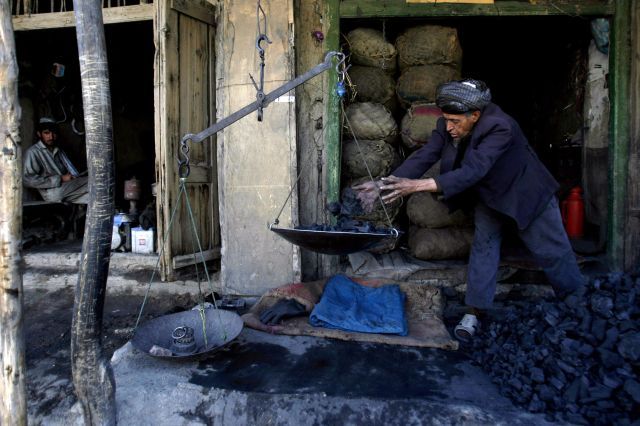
[21,239,607,424]
[22,243,208,423]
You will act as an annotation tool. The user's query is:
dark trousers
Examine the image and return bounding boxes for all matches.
[466,197,584,309]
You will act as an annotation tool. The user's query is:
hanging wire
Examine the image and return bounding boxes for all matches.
[256,0,268,36]
[271,54,347,226]
[272,60,395,232]
[341,102,396,231]
[271,92,331,227]
[181,178,228,342]
[134,178,229,345]
[134,185,186,330]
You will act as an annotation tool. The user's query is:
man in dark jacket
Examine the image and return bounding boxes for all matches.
[355,79,583,341]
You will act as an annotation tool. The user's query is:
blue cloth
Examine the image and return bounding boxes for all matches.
[309,275,408,336]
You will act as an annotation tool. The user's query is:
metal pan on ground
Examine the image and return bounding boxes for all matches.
[131,308,243,360]
[270,226,400,255]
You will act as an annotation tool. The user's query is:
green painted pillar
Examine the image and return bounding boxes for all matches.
[324,0,341,208]
[608,0,632,270]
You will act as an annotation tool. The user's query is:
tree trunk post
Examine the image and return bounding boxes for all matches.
[71,1,117,424]
[0,2,27,424]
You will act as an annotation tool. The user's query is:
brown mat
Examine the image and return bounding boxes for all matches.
[241,277,459,351]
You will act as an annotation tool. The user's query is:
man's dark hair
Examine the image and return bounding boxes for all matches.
[436,79,492,114]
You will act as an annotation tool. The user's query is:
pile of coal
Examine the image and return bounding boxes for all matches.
[295,188,395,234]
[296,220,393,234]
[469,272,640,425]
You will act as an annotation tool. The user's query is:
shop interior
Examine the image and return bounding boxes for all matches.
[340,15,606,255]
[17,20,155,247]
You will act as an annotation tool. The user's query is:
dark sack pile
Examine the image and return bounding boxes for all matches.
[469,271,640,425]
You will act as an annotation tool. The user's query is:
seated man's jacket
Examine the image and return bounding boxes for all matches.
[23,141,72,189]
[392,103,558,230]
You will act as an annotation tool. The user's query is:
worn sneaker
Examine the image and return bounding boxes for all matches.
[454,314,480,342]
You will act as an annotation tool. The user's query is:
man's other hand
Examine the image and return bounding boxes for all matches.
[61,173,74,182]
[352,180,382,193]
[380,176,438,204]
[352,180,383,213]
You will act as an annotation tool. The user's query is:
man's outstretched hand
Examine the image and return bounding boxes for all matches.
[378,176,438,204]
[353,176,439,207]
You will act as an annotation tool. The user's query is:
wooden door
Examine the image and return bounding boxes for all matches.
[155,0,219,279]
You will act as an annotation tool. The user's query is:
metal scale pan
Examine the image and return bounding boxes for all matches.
[270,225,400,255]
[131,308,243,359]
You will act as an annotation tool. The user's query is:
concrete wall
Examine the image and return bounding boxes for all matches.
[216,0,300,295]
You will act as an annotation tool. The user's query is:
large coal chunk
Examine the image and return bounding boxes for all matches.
[617,332,640,361]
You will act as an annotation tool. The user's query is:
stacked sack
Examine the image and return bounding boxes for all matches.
[395,24,462,152]
[343,28,401,252]
[342,102,403,250]
[405,162,474,260]
[394,24,473,260]
[342,25,468,255]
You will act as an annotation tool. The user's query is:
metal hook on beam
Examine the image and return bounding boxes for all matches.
[251,0,273,121]
[256,33,271,57]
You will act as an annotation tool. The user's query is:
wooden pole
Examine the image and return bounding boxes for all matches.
[0,1,27,424]
[71,1,117,424]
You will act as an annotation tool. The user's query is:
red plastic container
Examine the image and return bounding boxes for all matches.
[562,186,585,238]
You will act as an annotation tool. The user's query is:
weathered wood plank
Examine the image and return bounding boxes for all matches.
[294,0,327,280]
[171,0,215,26]
[177,13,212,255]
[208,21,220,248]
[184,164,211,183]
[408,0,494,3]
[0,1,26,423]
[12,3,154,31]
[172,247,221,269]
[608,0,632,271]
[320,0,342,278]
[324,0,341,208]
[339,0,615,17]
[155,0,180,280]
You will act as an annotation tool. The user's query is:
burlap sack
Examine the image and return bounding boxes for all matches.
[345,102,398,144]
[345,28,397,73]
[406,192,472,228]
[408,226,474,260]
[396,65,461,109]
[400,103,442,151]
[396,25,463,70]
[349,66,398,112]
[342,139,396,179]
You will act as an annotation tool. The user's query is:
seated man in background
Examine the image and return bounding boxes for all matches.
[24,117,88,204]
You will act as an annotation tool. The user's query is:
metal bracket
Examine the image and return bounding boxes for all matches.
[249,33,272,122]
